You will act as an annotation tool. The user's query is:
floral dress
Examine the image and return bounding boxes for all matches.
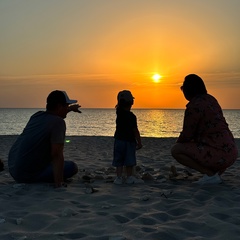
[177,94,238,173]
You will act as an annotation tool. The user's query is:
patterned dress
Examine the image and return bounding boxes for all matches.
[177,94,238,173]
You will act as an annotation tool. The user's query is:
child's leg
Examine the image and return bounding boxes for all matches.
[113,139,124,178]
[116,166,123,177]
[113,166,124,184]
[125,166,133,177]
[125,142,136,178]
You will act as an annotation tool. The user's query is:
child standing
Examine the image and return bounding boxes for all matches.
[112,90,142,184]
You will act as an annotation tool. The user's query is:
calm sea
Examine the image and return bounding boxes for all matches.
[0,108,239,138]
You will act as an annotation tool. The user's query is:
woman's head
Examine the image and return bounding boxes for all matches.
[181,74,207,100]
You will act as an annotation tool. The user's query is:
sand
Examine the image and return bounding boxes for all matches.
[0,135,240,240]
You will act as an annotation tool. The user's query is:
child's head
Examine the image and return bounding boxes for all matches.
[116,90,134,109]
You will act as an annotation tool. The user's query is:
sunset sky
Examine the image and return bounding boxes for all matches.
[0,0,239,109]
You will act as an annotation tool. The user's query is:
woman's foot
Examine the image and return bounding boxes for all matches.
[194,173,222,185]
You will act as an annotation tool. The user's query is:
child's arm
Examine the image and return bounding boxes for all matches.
[133,128,142,150]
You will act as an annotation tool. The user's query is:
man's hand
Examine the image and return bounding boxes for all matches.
[68,104,82,113]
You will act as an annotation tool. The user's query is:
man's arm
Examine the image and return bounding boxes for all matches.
[51,143,64,188]
[68,104,82,113]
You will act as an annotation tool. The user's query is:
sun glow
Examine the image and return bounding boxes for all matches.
[152,74,162,83]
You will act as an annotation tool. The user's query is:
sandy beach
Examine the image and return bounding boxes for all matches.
[0,136,239,240]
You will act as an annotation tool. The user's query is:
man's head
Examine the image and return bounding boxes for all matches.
[46,90,77,118]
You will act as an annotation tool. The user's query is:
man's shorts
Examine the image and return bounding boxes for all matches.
[34,160,78,182]
[112,139,136,167]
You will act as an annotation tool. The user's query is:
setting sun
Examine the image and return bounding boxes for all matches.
[152,74,162,83]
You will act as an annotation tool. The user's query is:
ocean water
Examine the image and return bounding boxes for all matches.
[0,108,239,138]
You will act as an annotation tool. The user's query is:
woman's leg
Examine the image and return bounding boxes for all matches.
[171,143,215,176]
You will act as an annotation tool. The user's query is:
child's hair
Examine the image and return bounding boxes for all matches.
[116,90,134,109]
[116,99,133,109]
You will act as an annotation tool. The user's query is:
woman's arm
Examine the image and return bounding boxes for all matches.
[177,105,201,143]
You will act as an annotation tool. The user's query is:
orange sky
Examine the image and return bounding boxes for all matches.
[0,0,240,109]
